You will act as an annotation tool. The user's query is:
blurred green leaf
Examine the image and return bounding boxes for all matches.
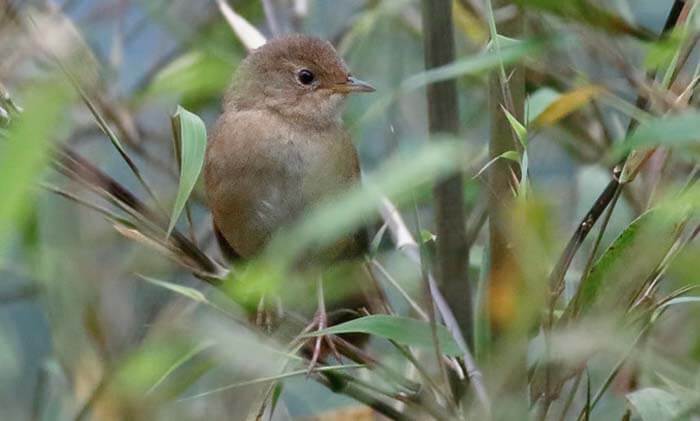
[115,339,205,399]
[0,78,73,247]
[306,315,462,356]
[264,139,467,265]
[147,341,214,395]
[144,50,237,107]
[514,0,654,40]
[612,111,700,159]
[167,106,207,236]
[626,388,683,421]
[141,275,209,304]
[644,28,686,71]
[401,38,545,92]
[565,206,689,319]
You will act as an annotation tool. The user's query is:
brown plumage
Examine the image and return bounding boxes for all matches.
[205,35,376,362]
[204,35,374,262]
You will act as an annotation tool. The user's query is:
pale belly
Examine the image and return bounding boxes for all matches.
[209,133,359,259]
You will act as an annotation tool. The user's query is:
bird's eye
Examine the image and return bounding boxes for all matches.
[297,69,315,85]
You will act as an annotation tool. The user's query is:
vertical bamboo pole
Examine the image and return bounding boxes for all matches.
[487,0,525,337]
[420,0,473,350]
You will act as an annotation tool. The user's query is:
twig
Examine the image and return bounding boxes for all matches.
[378,198,491,412]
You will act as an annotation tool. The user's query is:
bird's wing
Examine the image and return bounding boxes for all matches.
[213,221,241,263]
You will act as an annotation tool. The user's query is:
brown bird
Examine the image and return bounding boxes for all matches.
[204,35,375,363]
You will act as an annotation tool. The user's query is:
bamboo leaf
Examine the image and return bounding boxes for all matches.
[0,78,73,248]
[304,315,462,356]
[501,105,528,147]
[513,0,654,40]
[401,38,545,92]
[652,296,700,322]
[626,388,683,421]
[145,50,238,107]
[179,364,364,401]
[565,206,689,319]
[168,106,207,236]
[147,342,214,394]
[532,85,603,128]
[140,275,209,304]
[612,111,700,160]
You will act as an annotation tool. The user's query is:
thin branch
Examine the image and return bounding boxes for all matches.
[378,198,491,412]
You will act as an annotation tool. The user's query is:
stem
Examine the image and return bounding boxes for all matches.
[421,0,474,359]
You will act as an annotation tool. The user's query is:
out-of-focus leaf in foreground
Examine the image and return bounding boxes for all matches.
[227,139,469,303]
[531,85,603,128]
[305,315,462,356]
[401,37,545,92]
[565,206,689,320]
[145,50,237,107]
[167,106,207,236]
[514,0,655,40]
[626,388,683,421]
[0,78,73,247]
[611,111,700,160]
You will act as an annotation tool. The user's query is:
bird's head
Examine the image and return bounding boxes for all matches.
[226,35,375,127]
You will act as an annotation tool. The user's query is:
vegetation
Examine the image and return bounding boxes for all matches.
[1,0,699,419]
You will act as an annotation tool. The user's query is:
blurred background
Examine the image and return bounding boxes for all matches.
[1,0,698,420]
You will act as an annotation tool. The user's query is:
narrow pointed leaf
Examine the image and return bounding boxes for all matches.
[565,206,689,319]
[532,85,603,128]
[168,106,207,236]
[304,315,462,356]
[140,275,208,304]
[0,79,73,247]
[626,388,683,421]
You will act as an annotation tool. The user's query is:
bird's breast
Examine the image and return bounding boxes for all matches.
[205,110,360,258]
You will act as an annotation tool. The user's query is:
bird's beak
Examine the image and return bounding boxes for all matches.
[332,76,376,94]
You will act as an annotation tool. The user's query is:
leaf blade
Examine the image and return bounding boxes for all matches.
[304,315,462,356]
[168,106,207,236]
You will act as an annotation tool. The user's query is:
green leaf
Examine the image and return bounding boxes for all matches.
[474,150,520,179]
[653,296,700,323]
[168,106,207,236]
[147,342,214,394]
[401,38,546,92]
[626,388,683,421]
[644,28,686,72]
[501,106,527,147]
[565,206,689,319]
[611,111,700,160]
[0,78,73,248]
[513,0,654,40]
[304,315,462,356]
[227,140,469,303]
[144,50,237,107]
[140,275,209,304]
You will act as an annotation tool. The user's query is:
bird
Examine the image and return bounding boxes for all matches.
[204,35,376,365]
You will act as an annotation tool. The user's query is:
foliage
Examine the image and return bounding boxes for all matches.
[0,0,699,420]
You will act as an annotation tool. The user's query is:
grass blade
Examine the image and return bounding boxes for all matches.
[303,315,462,356]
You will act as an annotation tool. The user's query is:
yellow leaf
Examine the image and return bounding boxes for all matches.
[453,1,488,44]
[533,85,604,128]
